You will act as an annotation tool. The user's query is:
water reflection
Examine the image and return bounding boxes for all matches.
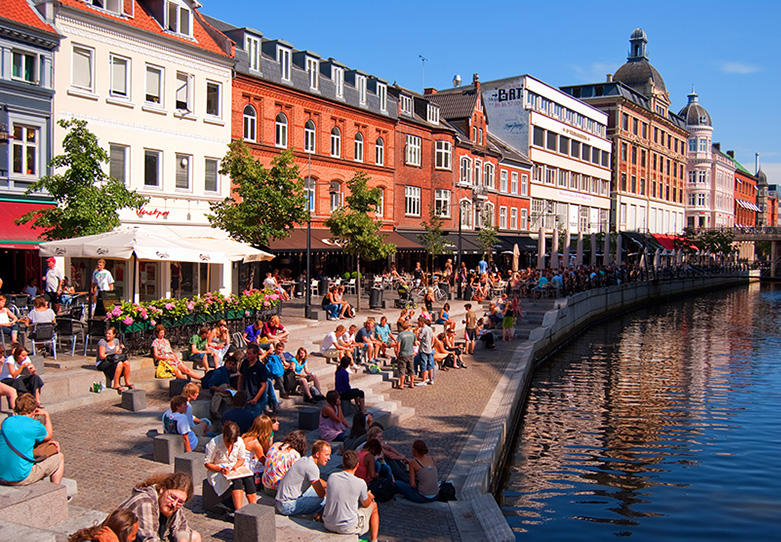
[502,283,781,541]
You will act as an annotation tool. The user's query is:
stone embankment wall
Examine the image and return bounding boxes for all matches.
[449,272,757,541]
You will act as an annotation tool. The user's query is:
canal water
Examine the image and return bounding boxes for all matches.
[502,283,781,540]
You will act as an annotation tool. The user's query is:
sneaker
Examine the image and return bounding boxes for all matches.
[427,380,433,386]
[414,381,428,386]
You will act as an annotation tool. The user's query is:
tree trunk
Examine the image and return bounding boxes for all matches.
[355,255,361,314]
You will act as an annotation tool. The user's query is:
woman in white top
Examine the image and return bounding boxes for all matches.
[0,294,19,343]
[204,421,257,512]
[1,345,44,404]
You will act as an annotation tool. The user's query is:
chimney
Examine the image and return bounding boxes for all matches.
[606,73,613,82]
[714,142,721,152]
[727,150,735,158]
[424,88,437,95]
[472,73,480,92]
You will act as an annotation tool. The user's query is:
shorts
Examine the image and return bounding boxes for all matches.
[465,328,476,341]
[418,351,434,372]
[44,291,59,306]
[8,453,62,486]
[397,355,413,377]
[327,507,370,535]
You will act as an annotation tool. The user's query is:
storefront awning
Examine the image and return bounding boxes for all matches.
[0,199,54,249]
[652,234,678,251]
[268,228,421,254]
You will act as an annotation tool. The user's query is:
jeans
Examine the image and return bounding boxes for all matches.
[394,480,437,503]
[265,378,278,407]
[325,303,340,319]
[385,458,409,484]
[276,485,325,516]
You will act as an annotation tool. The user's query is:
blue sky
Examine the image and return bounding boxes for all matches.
[205,0,780,183]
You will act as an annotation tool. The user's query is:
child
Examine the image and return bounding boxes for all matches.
[182,382,211,437]
[462,303,477,355]
[162,395,198,452]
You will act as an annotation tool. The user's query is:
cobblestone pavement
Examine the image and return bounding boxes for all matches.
[50,296,520,541]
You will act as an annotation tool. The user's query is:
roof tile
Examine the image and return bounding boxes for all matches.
[0,0,58,35]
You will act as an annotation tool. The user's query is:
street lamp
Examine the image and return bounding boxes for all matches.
[455,185,485,292]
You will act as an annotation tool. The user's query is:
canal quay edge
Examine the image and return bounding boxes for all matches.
[446,271,759,541]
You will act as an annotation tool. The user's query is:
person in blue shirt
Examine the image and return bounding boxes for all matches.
[478,258,488,275]
[0,393,65,486]
[242,319,264,345]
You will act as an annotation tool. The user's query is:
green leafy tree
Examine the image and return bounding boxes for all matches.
[418,205,452,272]
[476,209,499,263]
[208,141,308,246]
[325,171,396,312]
[15,119,147,240]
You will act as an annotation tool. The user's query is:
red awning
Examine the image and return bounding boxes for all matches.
[0,200,53,250]
[652,234,676,251]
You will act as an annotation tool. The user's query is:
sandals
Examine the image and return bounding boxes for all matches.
[126,384,136,389]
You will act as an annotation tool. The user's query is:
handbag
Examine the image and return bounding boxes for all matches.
[106,353,128,363]
[155,360,174,379]
[1,425,57,464]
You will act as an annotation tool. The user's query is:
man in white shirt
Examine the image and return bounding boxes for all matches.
[323,450,379,542]
[43,258,64,312]
[276,440,331,516]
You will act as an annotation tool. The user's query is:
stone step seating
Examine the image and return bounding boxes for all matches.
[0,478,81,542]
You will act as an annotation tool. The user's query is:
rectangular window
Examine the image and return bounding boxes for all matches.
[306,58,319,90]
[427,103,439,124]
[11,124,38,176]
[405,134,421,166]
[571,140,580,159]
[376,189,384,218]
[330,188,342,212]
[689,138,696,152]
[559,136,569,156]
[278,47,291,81]
[109,144,128,184]
[357,75,367,105]
[167,1,191,36]
[144,150,161,187]
[570,172,579,189]
[434,189,451,217]
[246,36,261,71]
[640,149,647,168]
[510,208,518,230]
[558,169,567,187]
[581,174,590,191]
[699,138,708,152]
[205,158,219,192]
[533,126,545,147]
[435,141,451,170]
[520,208,528,230]
[175,72,191,112]
[377,83,387,111]
[631,145,637,164]
[582,144,590,162]
[621,143,628,162]
[109,54,130,99]
[532,164,542,182]
[72,44,94,91]
[400,95,412,115]
[460,157,472,184]
[499,207,507,229]
[205,81,221,117]
[500,170,508,192]
[642,122,648,139]
[632,118,638,135]
[521,173,528,196]
[511,172,519,194]
[405,186,421,216]
[12,51,36,83]
[474,159,482,186]
[176,154,191,190]
[602,150,609,167]
[334,67,344,98]
[545,167,556,185]
[375,138,384,165]
[546,131,557,152]
[622,113,628,130]
[145,65,163,105]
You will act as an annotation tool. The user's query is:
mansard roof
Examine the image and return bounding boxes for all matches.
[0,0,58,36]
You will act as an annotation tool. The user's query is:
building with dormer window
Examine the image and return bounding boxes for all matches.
[0,0,61,291]
[47,0,235,300]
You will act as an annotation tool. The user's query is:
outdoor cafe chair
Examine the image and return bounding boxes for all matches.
[30,322,57,360]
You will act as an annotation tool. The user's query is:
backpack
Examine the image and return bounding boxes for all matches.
[437,481,456,502]
[266,353,285,378]
[368,476,396,503]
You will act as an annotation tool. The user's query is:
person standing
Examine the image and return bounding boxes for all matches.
[323,450,379,542]
[394,320,416,389]
[43,258,64,314]
[91,259,114,317]
[415,316,434,386]
[463,303,477,355]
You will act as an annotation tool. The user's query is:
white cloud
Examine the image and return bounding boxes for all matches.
[720,62,760,74]
[760,162,781,184]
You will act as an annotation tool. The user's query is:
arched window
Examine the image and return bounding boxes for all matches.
[304,120,316,153]
[354,132,364,162]
[242,105,256,142]
[330,126,341,157]
[275,112,287,148]
[480,202,494,228]
[375,137,384,166]
[460,199,473,228]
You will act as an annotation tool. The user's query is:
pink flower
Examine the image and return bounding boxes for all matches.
[165,303,175,310]
[244,310,250,316]
[122,316,133,325]
[150,320,156,326]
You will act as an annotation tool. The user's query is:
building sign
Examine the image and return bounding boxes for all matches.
[136,207,170,219]
[482,79,529,152]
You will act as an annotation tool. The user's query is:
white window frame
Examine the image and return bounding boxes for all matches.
[278,46,291,81]
[520,208,528,230]
[354,132,364,162]
[11,123,40,177]
[334,67,344,98]
[376,188,384,218]
[500,169,508,192]
[427,103,439,124]
[246,35,261,72]
[499,207,507,229]
[485,163,495,188]
[521,173,529,196]
[243,105,257,142]
[144,149,162,189]
[481,202,494,227]
[460,156,472,184]
[175,153,192,192]
[305,180,316,212]
[377,83,387,112]
[175,71,192,113]
[330,185,342,212]
[205,80,221,118]
[306,57,319,90]
[405,134,421,166]
[375,137,384,166]
[109,144,128,184]
[304,120,316,153]
[400,94,413,115]
[435,189,451,217]
[435,141,451,170]
[474,158,482,186]
[12,50,37,84]
[510,208,518,230]
[460,199,473,228]
[330,126,341,157]
[357,75,367,105]
[166,0,192,37]
[205,158,220,193]
[71,44,94,92]
[405,186,421,217]
[145,64,163,106]
[511,171,518,194]
[275,112,288,148]
[109,54,130,100]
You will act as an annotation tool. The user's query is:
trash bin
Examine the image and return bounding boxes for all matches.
[369,287,383,309]
[438,281,450,297]
[294,281,305,298]
[319,278,329,297]
[464,284,473,301]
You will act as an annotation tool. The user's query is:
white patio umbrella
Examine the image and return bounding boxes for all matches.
[576,232,583,266]
[512,243,520,272]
